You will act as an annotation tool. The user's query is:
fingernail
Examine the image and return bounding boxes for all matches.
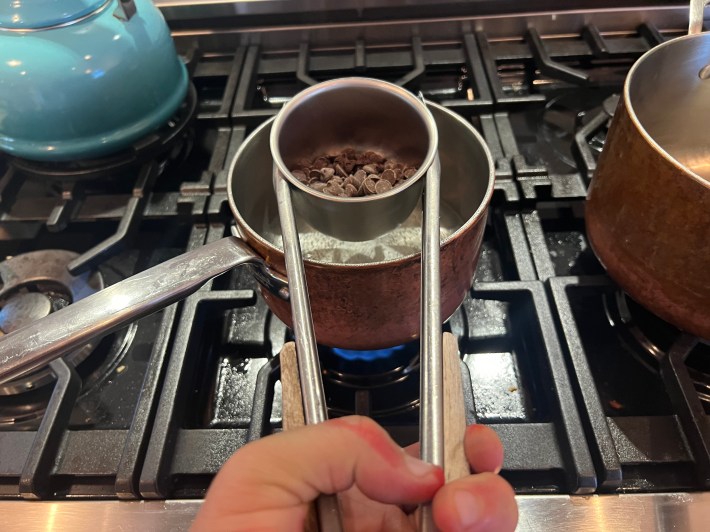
[466,424,489,437]
[454,490,483,529]
[403,453,437,477]
[331,415,362,426]
[493,465,502,475]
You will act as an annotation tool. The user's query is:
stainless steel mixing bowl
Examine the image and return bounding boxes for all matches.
[270,77,438,241]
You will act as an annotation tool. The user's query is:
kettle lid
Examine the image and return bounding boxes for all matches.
[0,0,109,30]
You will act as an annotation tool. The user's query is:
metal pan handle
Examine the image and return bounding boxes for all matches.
[0,236,288,385]
[689,0,710,35]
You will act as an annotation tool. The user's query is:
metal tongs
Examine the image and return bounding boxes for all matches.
[418,153,443,531]
[273,149,443,532]
[273,169,345,531]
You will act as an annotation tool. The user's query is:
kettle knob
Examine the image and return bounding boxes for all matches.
[114,0,137,21]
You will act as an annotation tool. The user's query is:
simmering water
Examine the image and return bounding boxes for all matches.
[263,200,464,264]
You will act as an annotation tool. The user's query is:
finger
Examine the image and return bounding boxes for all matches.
[404,441,420,458]
[432,472,518,532]
[409,425,503,472]
[404,426,503,518]
[464,424,504,474]
[192,415,444,532]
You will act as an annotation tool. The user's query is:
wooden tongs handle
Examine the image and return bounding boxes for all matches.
[280,332,469,532]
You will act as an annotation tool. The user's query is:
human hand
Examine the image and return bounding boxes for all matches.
[192,415,517,532]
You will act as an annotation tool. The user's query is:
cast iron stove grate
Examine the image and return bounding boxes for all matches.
[0,14,708,507]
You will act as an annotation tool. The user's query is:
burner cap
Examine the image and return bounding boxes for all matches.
[0,250,103,394]
[0,292,52,334]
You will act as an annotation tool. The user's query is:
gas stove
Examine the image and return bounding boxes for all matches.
[0,2,709,530]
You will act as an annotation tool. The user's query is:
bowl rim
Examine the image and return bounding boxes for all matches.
[269,76,439,203]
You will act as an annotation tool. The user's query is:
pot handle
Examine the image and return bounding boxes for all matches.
[0,236,288,385]
[689,0,710,35]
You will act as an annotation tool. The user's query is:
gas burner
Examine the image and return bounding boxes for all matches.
[5,83,197,181]
[318,342,421,418]
[0,249,139,426]
[0,250,103,395]
[539,90,617,171]
[603,290,710,403]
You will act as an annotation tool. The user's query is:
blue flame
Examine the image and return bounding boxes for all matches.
[332,344,406,361]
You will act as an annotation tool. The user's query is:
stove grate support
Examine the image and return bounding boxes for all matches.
[19,360,81,500]
[67,163,158,275]
[660,335,710,487]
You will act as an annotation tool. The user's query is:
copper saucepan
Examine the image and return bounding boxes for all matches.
[0,101,494,384]
[586,1,710,339]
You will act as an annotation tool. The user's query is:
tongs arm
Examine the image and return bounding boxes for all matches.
[273,168,344,532]
[419,154,444,531]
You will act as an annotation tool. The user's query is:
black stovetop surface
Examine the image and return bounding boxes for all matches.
[0,13,708,501]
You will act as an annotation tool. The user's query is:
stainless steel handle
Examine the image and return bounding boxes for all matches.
[273,167,344,532]
[689,0,709,34]
[229,227,291,301]
[419,154,443,532]
[0,236,287,385]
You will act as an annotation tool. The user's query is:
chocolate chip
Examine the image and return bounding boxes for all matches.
[325,184,345,196]
[363,177,377,195]
[364,151,385,164]
[294,158,312,170]
[381,169,396,185]
[375,180,393,194]
[289,148,418,197]
[350,173,365,189]
[335,164,347,177]
[292,169,308,183]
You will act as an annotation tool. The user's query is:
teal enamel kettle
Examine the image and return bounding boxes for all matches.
[0,0,188,162]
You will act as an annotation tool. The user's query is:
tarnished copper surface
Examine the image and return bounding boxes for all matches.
[246,211,487,349]
[586,102,710,339]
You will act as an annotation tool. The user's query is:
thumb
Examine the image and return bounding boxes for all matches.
[192,415,444,532]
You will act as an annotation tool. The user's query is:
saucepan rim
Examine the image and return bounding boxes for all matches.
[623,31,710,189]
[227,99,495,269]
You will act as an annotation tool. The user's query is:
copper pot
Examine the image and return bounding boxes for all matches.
[586,26,710,339]
[230,101,493,348]
[0,101,493,383]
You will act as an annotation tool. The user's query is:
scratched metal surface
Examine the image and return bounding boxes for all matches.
[0,493,709,531]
